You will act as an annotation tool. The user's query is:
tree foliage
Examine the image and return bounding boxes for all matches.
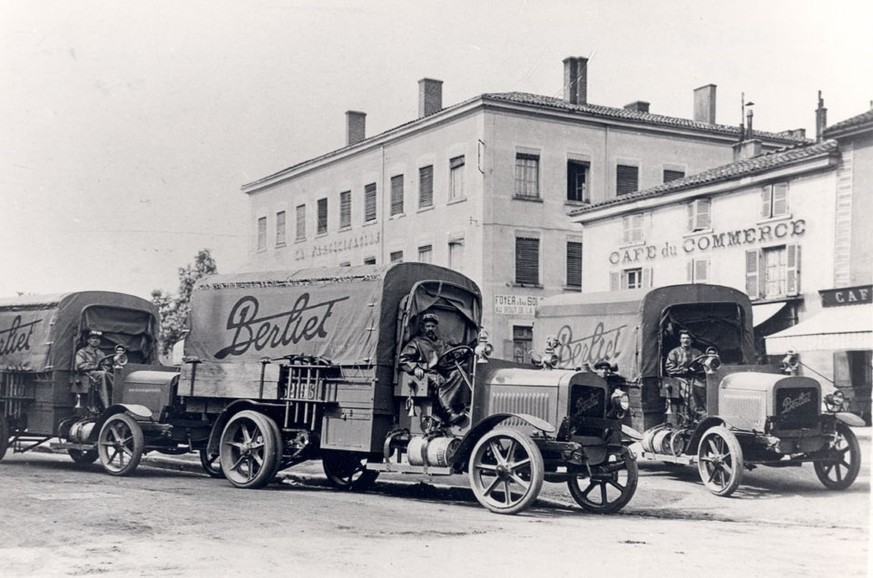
[151,249,218,356]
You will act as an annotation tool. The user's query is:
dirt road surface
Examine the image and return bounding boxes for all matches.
[0,433,869,578]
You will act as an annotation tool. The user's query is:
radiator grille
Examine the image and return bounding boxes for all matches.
[774,387,819,430]
[570,385,606,419]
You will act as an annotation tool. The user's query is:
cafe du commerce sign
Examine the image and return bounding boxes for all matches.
[820,285,873,308]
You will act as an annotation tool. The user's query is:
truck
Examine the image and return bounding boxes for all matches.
[0,291,162,466]
[2,264,637,515]
[533,283,864,497]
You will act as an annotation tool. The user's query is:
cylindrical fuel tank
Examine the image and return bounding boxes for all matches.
[68,420,96,444]
[407,435,460,467]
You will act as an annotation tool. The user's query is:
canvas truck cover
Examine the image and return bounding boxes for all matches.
[0,291,159,372]
[535,284,755,380]
[186,263,481,371]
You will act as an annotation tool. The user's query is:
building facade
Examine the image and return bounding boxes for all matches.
[572,106,872,413]
[242,58,804,361]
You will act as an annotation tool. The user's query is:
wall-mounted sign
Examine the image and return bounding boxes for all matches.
[494,294,545,316]
[820,285,872,307]
[294,230,381,261]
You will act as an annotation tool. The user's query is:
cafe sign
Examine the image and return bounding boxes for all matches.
[820,285,872,307]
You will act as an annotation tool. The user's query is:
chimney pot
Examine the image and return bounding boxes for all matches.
[694,84,717,124]
[815,91,828,142]
[732,139,762,162]
[563,57,588,105]
[623,101,650,113]
[418,78,443,118]
[345,110,366,146]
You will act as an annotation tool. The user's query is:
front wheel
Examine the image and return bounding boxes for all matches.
[322,451,379,491]
[567,446,638,514]
[220,411,280,489]
[98,413,144,476]
[697,426,743,496]
[814,423,861,490]
[468,427,544,515]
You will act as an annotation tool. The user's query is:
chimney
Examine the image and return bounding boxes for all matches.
[694,84,717,124]
[418,78,443,118]
[815,91,827,142]
[563,57,588,105]
[345,111,366,146]
[733,139,762,162]
[623,101,650,113]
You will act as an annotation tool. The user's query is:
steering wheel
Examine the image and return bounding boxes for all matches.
[438,345,474,368]
[689,347,719,372]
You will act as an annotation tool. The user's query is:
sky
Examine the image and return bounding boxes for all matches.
[2,0,871,300]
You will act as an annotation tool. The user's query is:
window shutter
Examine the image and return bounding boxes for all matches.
[687,203,694,232]
[390,175,404,216]
[340,191,351,229]
[642,267,653,288]
[695,259,709,283]
[609,271,620,291]
[419,166,433,208]
[364,183,377,222]
[296,205,306,241]
[745,249,761,299]
[317,198,328,234]
[686,260,694,282]
[566,241,582,288]
[616,165,639,195]
[515,238,540,285]
[697,199,711,229]
[786,243,801,296]
[773,183,789,216]
[761,186,771,218]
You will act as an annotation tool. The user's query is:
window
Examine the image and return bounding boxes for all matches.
[622,213,645,244]
[295,205,306,241]
[687,258,710,283]
[390,250,403,263]
[448,239,464,272]
[512,326,533,364]
[745,244,801,299]
[515,237,540,285]
[566,241,582,289]
[418,244,433,264]
[419,165,433,208]
[567,160,590,203]
[834,351,872,390]
[257,217,267,251]
[364,183,377,223]
[761,183,789,219]
[276,211,286,246]
[390,175,404,216]
[317,198,328,235]
[688,199,711,231]
[616,164,639,195]
[610,268,652,291]
[449,156,464,201]
[363,256,376,265]
[339,191,351,229]
[664,169,685,183]
[514,153,540,199]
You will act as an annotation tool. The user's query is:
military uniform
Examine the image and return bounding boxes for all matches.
[75,342,112,410]
[399,327,465,423]
[665,344,705,420]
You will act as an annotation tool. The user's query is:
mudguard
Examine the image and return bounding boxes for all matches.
[622,424,643,441]
[452,412,555,472]
[835,412,867,427]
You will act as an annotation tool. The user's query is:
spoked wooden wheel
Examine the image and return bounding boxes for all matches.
[322,451,379,491]
[98,413,144,476]
[220,411,280,489]
[199,448,225,479]
[567,446,638,514]
[469,427,544,515]
[68,448,99,464]
[814,422,861,490]
[697,426,743,496]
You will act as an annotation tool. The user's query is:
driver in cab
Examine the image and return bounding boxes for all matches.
[399,312,467,425]
[75,329,113,412]
[665,329,706,421]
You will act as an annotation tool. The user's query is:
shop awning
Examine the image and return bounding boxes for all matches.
[752,302,787,327]
[765,304,873,354]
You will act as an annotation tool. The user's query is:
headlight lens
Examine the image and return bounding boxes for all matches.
[611,389,630,411]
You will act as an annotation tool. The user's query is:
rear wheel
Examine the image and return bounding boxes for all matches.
[98,413,144,476]
[568,446,638,514]
[814,422,861,490]
[322,451,379,491]
[469,427,544,515]
[68,448,99,464]
[220,411,280,489]
[697,426,743,496]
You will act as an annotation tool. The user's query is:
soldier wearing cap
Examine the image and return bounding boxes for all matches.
[75,330,113,411]
[398,312,466,425]
[665,329,706,420]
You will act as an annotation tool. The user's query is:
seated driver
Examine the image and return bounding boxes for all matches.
[665,329,706,421]
[75,330,113,412]
[398,312,467,425]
